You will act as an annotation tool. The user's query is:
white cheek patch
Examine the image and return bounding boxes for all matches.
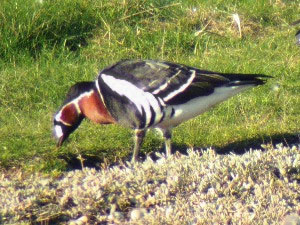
[54,125,63,138]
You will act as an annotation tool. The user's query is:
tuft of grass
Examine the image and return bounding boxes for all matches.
[0,0,299,172]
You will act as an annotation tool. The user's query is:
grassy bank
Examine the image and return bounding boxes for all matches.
[0,0,299,173]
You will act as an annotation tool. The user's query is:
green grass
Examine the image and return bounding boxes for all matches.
[0,0,299,172]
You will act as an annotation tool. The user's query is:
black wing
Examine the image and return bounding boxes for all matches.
[99,59,270,105]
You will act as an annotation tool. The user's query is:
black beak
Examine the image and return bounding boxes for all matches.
[54,114,84,148]
[57,135,66,147]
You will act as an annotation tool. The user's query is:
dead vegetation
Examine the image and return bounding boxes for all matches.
[1,144,299,224]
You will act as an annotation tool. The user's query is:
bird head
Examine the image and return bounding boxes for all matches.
[53,102,84,147]
[53,82,94,147]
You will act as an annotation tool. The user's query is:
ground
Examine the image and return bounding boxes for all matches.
[1,144,299,224]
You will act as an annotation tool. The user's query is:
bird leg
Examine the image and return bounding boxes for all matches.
[162,128,172,157]
[131,129,146,163]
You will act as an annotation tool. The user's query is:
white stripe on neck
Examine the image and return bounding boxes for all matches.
[55,90,94,123]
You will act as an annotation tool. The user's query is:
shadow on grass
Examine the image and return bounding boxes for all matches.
[60,132,299,171]
[173,132,300,155]
[214,132,300,155]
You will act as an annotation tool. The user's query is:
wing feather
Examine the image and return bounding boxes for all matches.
[99,59,270,106]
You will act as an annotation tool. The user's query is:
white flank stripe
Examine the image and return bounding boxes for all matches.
[157,97,166,107]
[101,74,163,126]
[163,70,196,102]
[152,70,181,95]
[157,85,253,129]
[152,82,168,94]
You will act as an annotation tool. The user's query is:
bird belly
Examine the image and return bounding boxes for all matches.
[157,85,253,129]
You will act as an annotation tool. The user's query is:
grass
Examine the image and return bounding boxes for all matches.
[0,0,300,173]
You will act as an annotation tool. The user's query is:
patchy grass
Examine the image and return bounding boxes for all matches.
[0,0,299,173]
[0,145,299,224]
[0,2,299,223]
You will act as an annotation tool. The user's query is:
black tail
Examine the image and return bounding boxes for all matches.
[221,73,272,86]
[219,73,272,87]
[195,69,272,87]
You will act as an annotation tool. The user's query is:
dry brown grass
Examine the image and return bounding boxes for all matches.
[1,144,299,224]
